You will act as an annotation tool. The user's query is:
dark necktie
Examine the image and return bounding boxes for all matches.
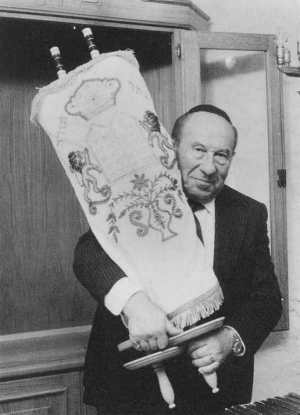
[188,200,205,244]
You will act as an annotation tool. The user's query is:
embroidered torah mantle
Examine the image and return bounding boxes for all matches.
[31,50,223,328]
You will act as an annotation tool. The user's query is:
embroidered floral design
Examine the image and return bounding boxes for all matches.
[65,78,121,121]
[140,111,176,169]
[106,209,120,243]
[68,148,111,214]
[130,173,149,191]
[108,171,183,243]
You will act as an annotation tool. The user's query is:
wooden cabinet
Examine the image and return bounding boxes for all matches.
[0,326,89,414]
[0,373,82,415]
[0,0,209,29]
[0,1,287,414]
[0,5,210,414]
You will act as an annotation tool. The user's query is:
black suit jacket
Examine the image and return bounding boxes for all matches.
[73,185,282,413]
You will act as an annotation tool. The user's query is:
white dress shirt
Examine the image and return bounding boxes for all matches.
[193,199,215,268]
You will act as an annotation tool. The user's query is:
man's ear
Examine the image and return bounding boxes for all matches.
[228,151,236,166]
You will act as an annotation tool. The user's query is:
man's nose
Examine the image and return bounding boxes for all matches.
[200,153,217,176]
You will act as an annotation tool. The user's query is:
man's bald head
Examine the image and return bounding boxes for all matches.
[172,104,238,149]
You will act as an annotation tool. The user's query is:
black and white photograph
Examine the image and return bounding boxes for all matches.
[0,1,299,414]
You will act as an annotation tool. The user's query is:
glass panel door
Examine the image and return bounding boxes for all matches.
[200,48,269,208]
[191,33,287,329]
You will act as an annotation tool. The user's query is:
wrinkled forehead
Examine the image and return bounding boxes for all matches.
[181,111,236,149]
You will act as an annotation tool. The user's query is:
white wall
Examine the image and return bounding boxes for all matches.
[192,0,300,400]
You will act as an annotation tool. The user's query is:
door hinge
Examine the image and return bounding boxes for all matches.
[175,43,182,59]
[277,169,286,188]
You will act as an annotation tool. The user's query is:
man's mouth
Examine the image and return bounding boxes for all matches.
[189,176,214,186]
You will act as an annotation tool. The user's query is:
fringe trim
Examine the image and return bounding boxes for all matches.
[30,49,137,126]
[167,284,224,330]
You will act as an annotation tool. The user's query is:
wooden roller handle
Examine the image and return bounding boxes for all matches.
[152,362,176,409]
[202,372,219,394]
[117,317,225,352]
[118,331,181,352]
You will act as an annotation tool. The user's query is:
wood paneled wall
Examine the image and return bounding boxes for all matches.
[0,18,174,334]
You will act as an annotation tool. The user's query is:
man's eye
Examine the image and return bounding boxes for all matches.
[214,153,229,164]
[194,147,205,153]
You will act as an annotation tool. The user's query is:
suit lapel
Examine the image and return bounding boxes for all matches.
[214,186,248,280]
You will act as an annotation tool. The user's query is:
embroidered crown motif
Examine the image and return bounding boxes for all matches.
[65,78,121,121]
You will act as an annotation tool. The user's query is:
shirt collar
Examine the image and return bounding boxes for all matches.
[202,199,215,214]
[188,197,215,214]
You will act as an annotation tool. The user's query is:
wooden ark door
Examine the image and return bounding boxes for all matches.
[0,17,175,414]
[0,19,175,336]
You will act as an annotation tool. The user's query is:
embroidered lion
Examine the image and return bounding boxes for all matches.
[68,148,111,214]
[140,111,176,169]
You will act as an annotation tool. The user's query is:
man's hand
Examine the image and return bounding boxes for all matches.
[188,328,234,375]
[123,291,182,352]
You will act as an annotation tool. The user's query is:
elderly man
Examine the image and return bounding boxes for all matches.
[73,105,282,415]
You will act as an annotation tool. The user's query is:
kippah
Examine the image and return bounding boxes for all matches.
[188,104,232,124]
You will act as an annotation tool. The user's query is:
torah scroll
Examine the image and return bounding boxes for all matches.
[31,50,223,328]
